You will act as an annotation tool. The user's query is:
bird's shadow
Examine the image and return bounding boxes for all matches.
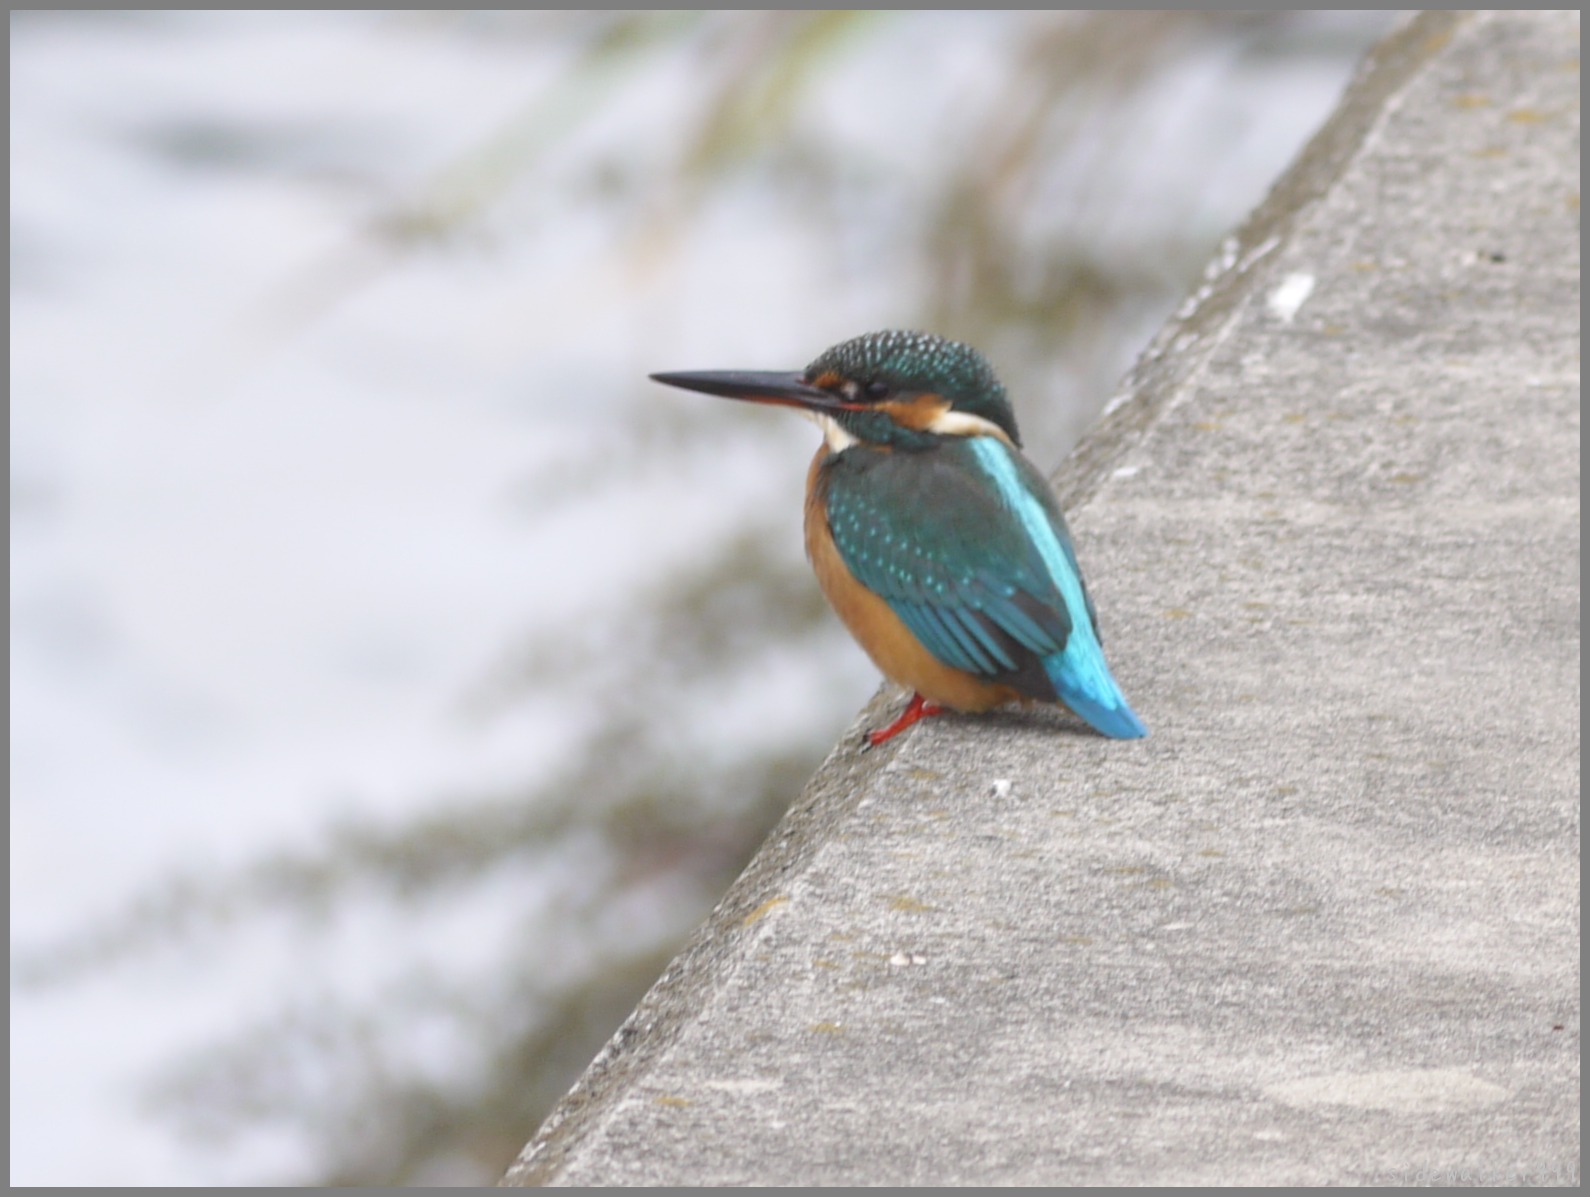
[949,703,1099,740]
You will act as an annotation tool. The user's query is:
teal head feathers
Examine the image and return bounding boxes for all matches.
[802,330,1022,448]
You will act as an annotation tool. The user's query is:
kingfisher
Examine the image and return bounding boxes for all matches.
[651,330,1147,747]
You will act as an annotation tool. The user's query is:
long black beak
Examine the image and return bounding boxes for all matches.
[649,369,860,414]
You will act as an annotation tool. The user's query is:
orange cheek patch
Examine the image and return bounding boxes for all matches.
[811,371,845,390]
[879,393,950,431]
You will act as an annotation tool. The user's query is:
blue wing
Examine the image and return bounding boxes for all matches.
[822,437,1146,739]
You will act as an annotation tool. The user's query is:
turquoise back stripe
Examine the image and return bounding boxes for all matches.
[964,438,1119,711]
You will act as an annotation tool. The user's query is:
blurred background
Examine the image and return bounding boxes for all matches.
[10,11,1397,1186]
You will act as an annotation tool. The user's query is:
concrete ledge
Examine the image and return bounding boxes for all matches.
[506,11,1580,1185]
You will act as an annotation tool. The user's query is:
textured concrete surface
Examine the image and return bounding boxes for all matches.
[506,11,1580,1186]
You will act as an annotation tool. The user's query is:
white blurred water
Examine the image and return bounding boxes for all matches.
[10,11,1395,1185]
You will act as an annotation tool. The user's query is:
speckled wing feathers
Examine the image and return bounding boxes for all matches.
[818,440,1075,702]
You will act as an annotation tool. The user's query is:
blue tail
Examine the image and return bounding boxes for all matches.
[1046,646,1148,740]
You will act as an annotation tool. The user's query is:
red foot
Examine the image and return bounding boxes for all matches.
[864,692,944,748]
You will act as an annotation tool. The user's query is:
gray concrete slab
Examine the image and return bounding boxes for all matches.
[506,11,1580,1186]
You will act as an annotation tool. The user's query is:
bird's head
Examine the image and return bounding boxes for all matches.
[650,330,1022,450]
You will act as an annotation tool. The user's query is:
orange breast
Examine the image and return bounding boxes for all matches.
[803,448,1018,714]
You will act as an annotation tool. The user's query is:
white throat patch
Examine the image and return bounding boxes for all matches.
[806,411,859,452]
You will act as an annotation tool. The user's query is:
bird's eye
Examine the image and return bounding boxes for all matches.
[864,380,890,400]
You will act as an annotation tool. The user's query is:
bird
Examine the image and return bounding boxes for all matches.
[650,330,1147,747]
